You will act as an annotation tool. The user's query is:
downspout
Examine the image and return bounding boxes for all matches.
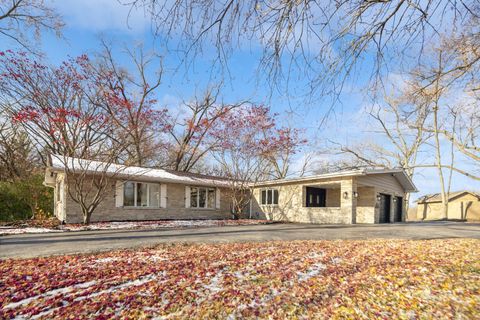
[249,187,252,219]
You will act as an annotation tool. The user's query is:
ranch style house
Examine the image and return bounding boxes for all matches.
[44,155,417,224]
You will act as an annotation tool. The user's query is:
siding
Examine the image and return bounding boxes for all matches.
[64,178,233,223]
[357,174,405,196]
[326,188,340,207]
[416,194,480,221]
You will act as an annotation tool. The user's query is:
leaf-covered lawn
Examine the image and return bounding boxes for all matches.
[1,239,479,319]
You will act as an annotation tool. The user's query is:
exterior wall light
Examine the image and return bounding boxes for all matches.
[353,191,359,198]
[343,191,349,199]
[393,197,397,203]
[376,194,381,201]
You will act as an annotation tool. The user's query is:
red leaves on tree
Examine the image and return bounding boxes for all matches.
[211,105,305,157]
[0,51,170,157]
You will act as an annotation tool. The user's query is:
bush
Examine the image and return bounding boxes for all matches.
[0,174,53,222]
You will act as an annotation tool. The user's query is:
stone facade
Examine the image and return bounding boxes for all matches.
[50,169,411,224]
[356,186,376,223]
[252,174,408,224]
[60,177,233,223]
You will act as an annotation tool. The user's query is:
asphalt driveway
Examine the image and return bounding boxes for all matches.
[1,221,479,259]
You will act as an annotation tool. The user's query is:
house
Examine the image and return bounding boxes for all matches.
[416,191,480,221]
[250,169,417,224]
[44,155,416,224]
[44,155,234,223]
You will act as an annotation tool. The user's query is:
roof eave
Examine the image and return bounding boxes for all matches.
[252,169,366,187]
[47,162,230,187]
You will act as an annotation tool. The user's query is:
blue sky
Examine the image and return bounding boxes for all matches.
[1,0,478,200]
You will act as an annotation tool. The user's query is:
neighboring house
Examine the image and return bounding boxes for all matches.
[416,191,480,221]
[250,169,417,224]
[44,155,233,223]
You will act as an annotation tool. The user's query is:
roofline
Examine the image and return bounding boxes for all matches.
[388,170,418,193]
[253,168,417,192]
[47,155,231,187]
[416,191,480,203]
[252,169,365,187]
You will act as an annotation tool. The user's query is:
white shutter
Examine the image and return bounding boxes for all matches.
[115,180,124,207]
[185,186,191,208]
[160,184,167,208]
[216,188,221,209]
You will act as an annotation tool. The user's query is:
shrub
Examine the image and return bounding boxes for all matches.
[0,174,53,222]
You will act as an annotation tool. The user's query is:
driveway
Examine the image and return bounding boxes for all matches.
[1,221,479,259]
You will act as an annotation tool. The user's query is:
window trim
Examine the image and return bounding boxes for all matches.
[190,186,216,209]
[123,181,161,208]
[260,188,279,206]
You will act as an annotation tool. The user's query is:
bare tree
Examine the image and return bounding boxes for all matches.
[96,42,170,167]
[0,112,35,181]
[340,92,431,173]
[445,105,480,171]
[166,88,244,172]
[265,126,307,179]
[129,0,479,99]
[0,0,63,51]
[336,91,431,207]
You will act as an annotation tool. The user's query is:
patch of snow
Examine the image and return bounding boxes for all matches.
[233,271,246,280]
[331,257,342,264]
[297,263,327,282]
[148,255,168,262]
[1,219,269,235]
[203,271,224,294]
[306,252,325,259]
[28,272,167,320]
[0,227,63,235]
[5,280,97,310]
[75,272,166,301]
[94,257,121,264]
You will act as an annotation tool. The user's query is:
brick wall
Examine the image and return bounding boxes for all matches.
[64,179,234,223]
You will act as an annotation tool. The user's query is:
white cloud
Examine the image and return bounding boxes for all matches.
[51,0,150,33]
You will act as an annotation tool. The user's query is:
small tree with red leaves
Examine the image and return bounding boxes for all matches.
[0,51,130,224]
[211,105,305,218]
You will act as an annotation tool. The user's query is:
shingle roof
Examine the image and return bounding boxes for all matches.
[416,191,480,203]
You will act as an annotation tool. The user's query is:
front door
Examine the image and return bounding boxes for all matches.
[379,194,391,223]
[393,196,403,222]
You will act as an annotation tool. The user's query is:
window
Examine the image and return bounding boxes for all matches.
[190,187,216,209]
[305,187,326,207]
[261,189,279,206]
[123,182,160,208]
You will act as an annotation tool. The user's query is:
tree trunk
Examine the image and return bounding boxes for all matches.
[433,106,448,220]
[432,54,448,220]
[231,204,240,220]
[82,209,92,225]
